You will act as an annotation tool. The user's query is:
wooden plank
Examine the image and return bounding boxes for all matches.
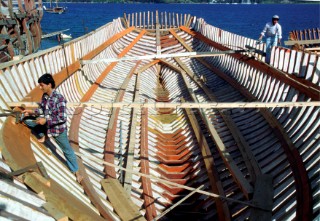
[250,175,273,221]
[175,57,261,183]
[123,71,141,194]
[80,29,146,102]
[43,202,68,221]
[0,117,38,171]
[183,98,231,221]
[101,178,146,221]
[7,162,45,177]
[69,107,115,220]
[80,49,250,64]
[24,172,105,221]
[284,39,320,46]
[258,109,313,221]
[22,26,135,102]
[104,62,140,178]
[7,101,320,109]
[140,106,157,220]
[304,47,320,51]
[75,145,256,208]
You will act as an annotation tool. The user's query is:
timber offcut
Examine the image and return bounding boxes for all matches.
[0,11,319,221]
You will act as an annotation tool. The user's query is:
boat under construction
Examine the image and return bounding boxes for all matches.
[0,10,319,221]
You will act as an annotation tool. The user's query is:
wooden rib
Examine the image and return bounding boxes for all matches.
[179,26,320,101]
[53,27,140,219]
[161,59,254,199]
[259,108,313,221]
[123,72,141,194]
[69,107,115,220]
[140,106,157,221]
[182,96,231,221]
[136,60,160,73]
[75,149,256,207]
[81,29,146,102]
[23,26,135,102]
[104,62,140,178]
[173,56,261,182]
[178,27,312,221]
[81,26,134,60]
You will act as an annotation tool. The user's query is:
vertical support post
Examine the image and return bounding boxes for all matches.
[147,11,150,29]
[156,10,161,56]
[172,13,175,28]
[119,120,123,184]
[143,11,145,29]
[165,11,167,29]
[176,13,179,27]
[135,12,137,27]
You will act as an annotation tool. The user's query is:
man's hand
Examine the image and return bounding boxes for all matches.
[36,118,46,125]
[22,109,34,117]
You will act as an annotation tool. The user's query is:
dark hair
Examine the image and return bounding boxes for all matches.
[38,73,55,88]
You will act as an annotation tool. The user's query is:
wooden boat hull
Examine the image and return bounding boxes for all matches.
[0,11,318,221]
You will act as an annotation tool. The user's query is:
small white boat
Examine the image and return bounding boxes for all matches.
[61,33,72,39]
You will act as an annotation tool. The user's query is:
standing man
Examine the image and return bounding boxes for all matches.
[23,73,82,182]
[258,15,282,63]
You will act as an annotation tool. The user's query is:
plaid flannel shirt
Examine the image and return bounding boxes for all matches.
[34,90,67,137]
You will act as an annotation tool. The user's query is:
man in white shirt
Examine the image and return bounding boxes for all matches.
[258,15,282,63]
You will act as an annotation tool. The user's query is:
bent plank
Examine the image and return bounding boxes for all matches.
[101,178,146,221]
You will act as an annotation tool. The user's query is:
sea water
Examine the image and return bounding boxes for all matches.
[40,3,320,50]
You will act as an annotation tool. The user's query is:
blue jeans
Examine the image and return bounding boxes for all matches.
[265,36,278,63]
[54,130,79,173]
[24,118,79,173]
[24,118,46,139]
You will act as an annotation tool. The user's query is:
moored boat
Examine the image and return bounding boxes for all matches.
[0,0,43,62]
[0,11,319,221]
[43,0,66,14]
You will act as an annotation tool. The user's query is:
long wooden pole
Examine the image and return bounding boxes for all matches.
[80,49,251,64]
[7,101,320,109]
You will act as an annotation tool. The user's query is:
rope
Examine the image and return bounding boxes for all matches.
[74,152,258,209]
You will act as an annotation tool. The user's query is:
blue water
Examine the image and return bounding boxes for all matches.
[40,3,320,50]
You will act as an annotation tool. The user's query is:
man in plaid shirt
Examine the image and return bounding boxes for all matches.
[23,73,82,182]
[34,90,67,137]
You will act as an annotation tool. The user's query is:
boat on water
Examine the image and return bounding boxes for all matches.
[0,11,319,221]
[61,33,72,39]
[0,0,43,62]
[43,0,66,14]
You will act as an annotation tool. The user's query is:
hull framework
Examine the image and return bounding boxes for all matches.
[0,11,319,221]
[0,0,43,62]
